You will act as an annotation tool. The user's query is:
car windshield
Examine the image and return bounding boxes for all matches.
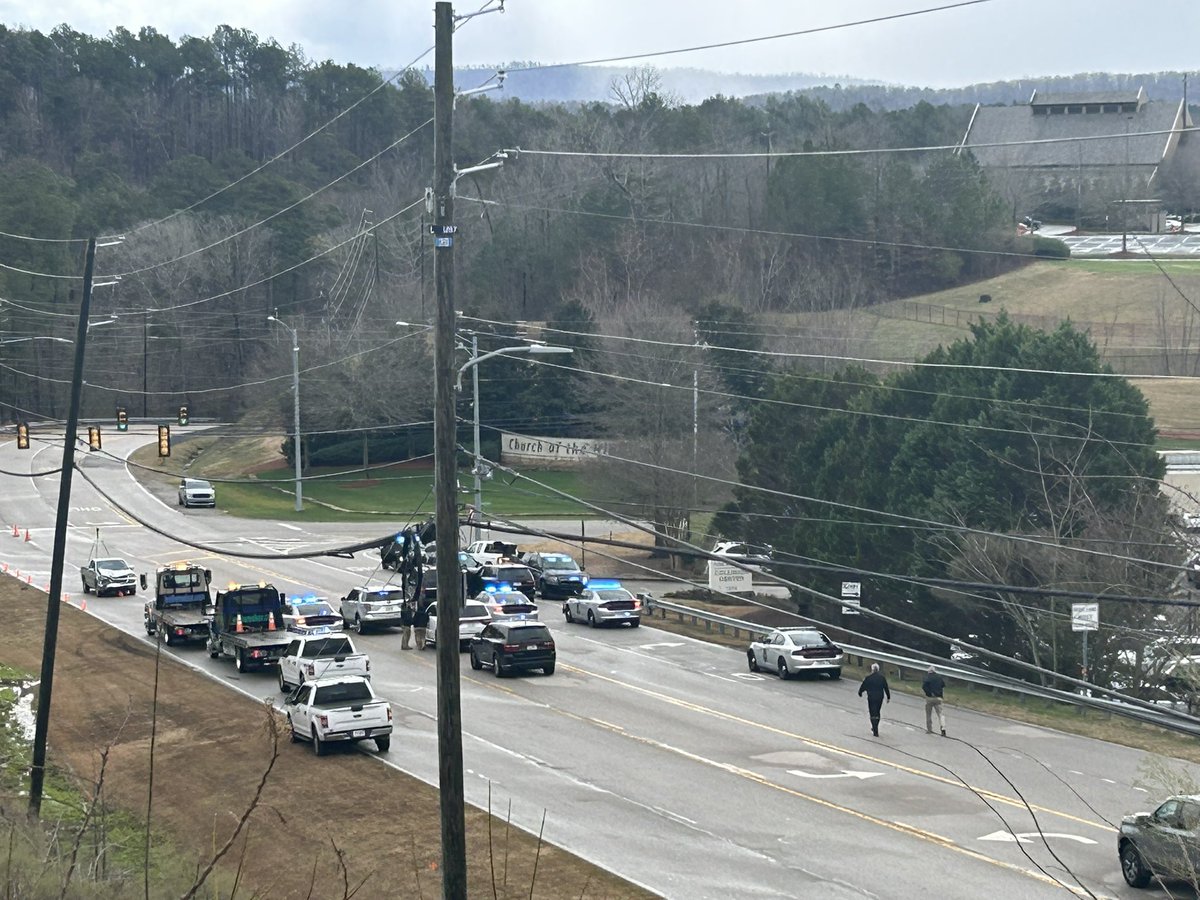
[295,603,335,617]
[96,559,128,571]
[489,592,529,606]
[366,591,404,604]
[463,603,490,619]
[505,625,551,642]
[595,590,632,602]
[785,630,829,645]
[543,556,580,572]
[495,567,532,581]
[301,637,354,658]
[311,682,373,706]
[188,481,212,489]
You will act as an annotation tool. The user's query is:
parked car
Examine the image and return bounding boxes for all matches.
[425,600,492,650]
[521,551,589,598]
[339,587,406,633]
[80,557,138,597]
[562,579,641,628]
[283,675,392,755]
[281,596,343,634]
[465,540,520,566]
[747,628,843,680]
[178,478,216,508]
[711,541,773,573]
[479,562,537,599]
[469,621,556,676]
[475,586,539,622]
[1118,795,1200,887]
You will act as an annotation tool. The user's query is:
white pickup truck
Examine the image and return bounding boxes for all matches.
[464,540,520,566]
[277,634,370,693]
[283,675,392,755]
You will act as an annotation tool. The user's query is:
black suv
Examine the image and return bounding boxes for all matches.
[470,621,556,676]
[479,562,537,599]
[521,551,588,598]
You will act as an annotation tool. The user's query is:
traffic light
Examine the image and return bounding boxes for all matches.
[157,424,171,458]
[87,426,102,451]
[16,423,29,450]
[178,405,189,426]
[117,407,128,431]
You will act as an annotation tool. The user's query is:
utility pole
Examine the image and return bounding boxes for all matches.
[471,334,483,543]
[29,238,96,816]
[431,3,467,897]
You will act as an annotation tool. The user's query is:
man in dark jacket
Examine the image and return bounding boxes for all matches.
[412,599,431,650]
[858,663,891,737]
[922,665,946,736]
[399,601,415,650]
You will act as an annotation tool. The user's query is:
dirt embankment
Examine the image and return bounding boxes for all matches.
[0,577,654,899]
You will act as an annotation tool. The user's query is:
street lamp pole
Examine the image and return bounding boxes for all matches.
[268,312,303,512]
[456,341,573,541]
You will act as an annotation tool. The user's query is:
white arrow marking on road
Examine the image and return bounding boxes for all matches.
[788,769,883,780]
[978,831,1097,845]
[636,641,685,651]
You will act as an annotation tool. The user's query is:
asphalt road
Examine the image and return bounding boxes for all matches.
[2,429,1197,898]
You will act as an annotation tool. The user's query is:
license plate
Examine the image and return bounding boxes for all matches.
[352,729,365,738]
[312,625,330,635]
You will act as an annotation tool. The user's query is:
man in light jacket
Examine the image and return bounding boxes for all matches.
[923,665,946,736]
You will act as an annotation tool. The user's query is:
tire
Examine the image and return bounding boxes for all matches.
[1120,841,1151,888]
[354,614,366,635]
[81,580,90,594]
[777,657,790,680]
[829,668,842,681]
[375,736,391,753]
[288,717,300,743]
[161,628,172,647]
[312,729,326,757]
[208,639,220,659]
[235,648,247,673]
[278,668,290,692]
[629,620,640,628]
[564,604,574,623]
[587,610,597,628]
[470,650,483,670]
[494,654,506,677]
[748,651,759,673]
[543,663,555,676]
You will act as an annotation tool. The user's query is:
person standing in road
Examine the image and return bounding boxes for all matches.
[399,601,414,650]
[923,665,946,736]
[411,598,430,650]
[858,663,891,737]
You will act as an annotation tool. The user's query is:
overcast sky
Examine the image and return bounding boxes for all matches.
[1,0,1198,88]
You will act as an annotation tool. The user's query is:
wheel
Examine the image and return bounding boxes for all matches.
[354,614,366,634]
[235,649,247,672]
[288,717,300,743]
[629,620,640,628]
[208,640,220,659]
[177,495,183,507]
[312,729,326,757]
[543,663,555,676]
[564,604,574,623]
[1120,841,1151,888]
[81,580,90,594]
[587,610,597,628]
[777,657,790,680]
[161,628,172,647]
[829,668,842,681]
[494,654,506,677]
[470,650,483,670]
[278,668,290,692]
[748,651,759,673]
[375,736,391,753]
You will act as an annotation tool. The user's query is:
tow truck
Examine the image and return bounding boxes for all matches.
[144,561,213,646]
[206,583,291,672]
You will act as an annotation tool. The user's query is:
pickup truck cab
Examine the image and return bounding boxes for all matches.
[80,558,138,597]
[465,540,519,566]
[283,675,392,755]
[277,633,370,692]
[339,587,406,633]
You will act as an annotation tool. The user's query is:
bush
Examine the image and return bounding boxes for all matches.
[1032,235,1070,258]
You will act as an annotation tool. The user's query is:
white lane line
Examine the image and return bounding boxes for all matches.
[275,522,304,532]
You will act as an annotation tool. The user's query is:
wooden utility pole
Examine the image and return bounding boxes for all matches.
[431,3,467,897]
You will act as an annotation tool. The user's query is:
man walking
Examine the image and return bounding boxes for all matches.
[399,601,414,650]
[858,663,891,737]
[411,598,430,650]
[923,665,946,736]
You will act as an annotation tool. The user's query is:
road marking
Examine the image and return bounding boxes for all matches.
[730,672,767,681]
[636,641,685,651]
[275,522,304,532]
[559,663,1112,833]
[979,831,1097,845]
[789,769,883,780]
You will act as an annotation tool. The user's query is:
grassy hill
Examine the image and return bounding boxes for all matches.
[782,260,1200,437]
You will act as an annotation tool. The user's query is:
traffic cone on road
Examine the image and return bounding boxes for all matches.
[266,611,276,632]
[10,524,17,537]
[26,574,32,584]
[23,529,30,542]
[235,614,244,633]
[80,597,87,611]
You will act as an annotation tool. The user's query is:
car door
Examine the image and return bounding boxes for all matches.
[761,632,781,668]
[340,591,359,623]
[477,625,498,665]
[425,604,438,642]
[286,684,313,734]
[1142,800,1189,875]
[281,639,302,681]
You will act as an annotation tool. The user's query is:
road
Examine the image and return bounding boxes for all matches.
[2,428,1196,898]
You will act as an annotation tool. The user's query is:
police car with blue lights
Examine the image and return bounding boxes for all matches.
[562,579,641,628]
[474,583,539,622]
[339,586,407,634]
[281,595,343,635]
[520,551,588,599]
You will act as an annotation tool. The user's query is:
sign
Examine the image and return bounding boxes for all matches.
[500,431,611,469]
[708,562,751,594]
[1071,602,1099,632]
[428,224,458,234]
[434,236,453,248]
[841,581,862,615]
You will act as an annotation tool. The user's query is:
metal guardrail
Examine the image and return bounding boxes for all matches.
[640,595,1200,738]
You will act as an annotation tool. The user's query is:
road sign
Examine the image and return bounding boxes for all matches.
[434,236,453,248]
[1071,602,1099,632]
[841,581,862,614]
[428,224,458,234]
[708,561,751,593]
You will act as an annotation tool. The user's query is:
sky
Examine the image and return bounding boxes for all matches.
[1,0,1198,88]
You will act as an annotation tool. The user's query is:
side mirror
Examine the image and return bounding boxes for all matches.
[139,573,148,590]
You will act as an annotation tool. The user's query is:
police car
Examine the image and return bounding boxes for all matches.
[282,595,344,635]
[475,583,539,622]
[562,579,641,628]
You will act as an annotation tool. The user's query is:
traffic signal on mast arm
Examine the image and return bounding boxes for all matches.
[157,424,171,458]
[178,405,189,426]
[87,426,102,451]
[116,407,128,431]
[16,423,29,450]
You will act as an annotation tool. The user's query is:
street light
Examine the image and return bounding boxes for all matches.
[456,339,573,541]
[267,312,303,512]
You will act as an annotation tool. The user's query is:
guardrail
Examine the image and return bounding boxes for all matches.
[639,595,1200,738]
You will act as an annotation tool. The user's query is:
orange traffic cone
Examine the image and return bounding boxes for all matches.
[10,524,17,537]
[23,529,30,542]
[1,563,6,573]
[26,574,32,584]
[235,614,244,633]
[266,611,276,632]
[80,598,87,611]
